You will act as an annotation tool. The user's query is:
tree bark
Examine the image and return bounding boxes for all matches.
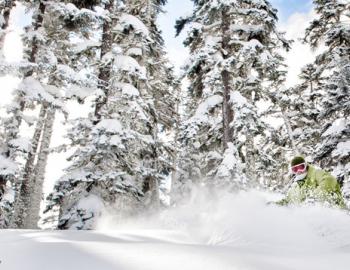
[12,104,48,228]
[141,1,161,207]
[245,132,256,184]
[149,111,160,208]
[221,9,234,150]
[171,84,181,192]
[94,0,114,123]
[25,107,55,228]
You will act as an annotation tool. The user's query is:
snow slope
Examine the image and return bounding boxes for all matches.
[1,191,350,270]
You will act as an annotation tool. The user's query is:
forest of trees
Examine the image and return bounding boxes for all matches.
[0,0,349,229]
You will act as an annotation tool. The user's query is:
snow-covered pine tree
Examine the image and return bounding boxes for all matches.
[44,0,156,229]
[176,0,290,191]
[0,0,45,228]
[123,0,178,206]
[43,0,120,230]
[45,0,177,229]
[304,0,350,196]
[176,0,242,190]
[10,1,56,229]
[8,1,59,229]
[11,0,97,228]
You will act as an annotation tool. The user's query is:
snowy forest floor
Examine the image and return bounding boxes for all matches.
[1,191,350,270]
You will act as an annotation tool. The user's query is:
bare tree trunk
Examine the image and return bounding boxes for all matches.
[12,104,48,228]
[94,0,114,123]
[25,107,55,228]
[221,9,234,150]
[171,84,181,191]
[149,110,160,208]
[245,132,256,184]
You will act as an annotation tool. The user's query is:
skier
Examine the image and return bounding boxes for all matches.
[277,156,346,208]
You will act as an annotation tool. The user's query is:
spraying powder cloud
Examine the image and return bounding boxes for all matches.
[97,188,350,253]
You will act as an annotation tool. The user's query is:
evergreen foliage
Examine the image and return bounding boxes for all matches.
[176,0,290,193]
[0,0,348,229]
[303,0,350,196]
[44,0,177,229]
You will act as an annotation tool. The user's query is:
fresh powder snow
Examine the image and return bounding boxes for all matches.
[1,190,350,270]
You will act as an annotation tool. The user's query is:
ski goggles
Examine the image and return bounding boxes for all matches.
[291,163,306,174]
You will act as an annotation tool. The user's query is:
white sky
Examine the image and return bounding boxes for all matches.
[0,2,318,194]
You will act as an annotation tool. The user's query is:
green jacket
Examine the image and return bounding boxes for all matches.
[278,165,346,208]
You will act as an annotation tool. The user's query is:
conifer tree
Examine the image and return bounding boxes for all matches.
[123,0,177,206]
[304,0,350,193]
[45,0,176,229]
[11,0,97,228]
[289,64,323,157]
[0,0,45,228]
[176,0,290,191]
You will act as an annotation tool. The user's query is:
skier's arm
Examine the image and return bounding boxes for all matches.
[317,172,346,209]
[275,188,294,206]
[275,198,289,206]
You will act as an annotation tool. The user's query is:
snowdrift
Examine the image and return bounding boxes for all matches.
[1,190,350,270]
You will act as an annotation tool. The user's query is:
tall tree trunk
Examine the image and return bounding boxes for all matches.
[245,133,256,184]
[149,111,160,208]
[24,107,55,228]
[145,1,160,207]
[94,0,114,123]
[221,9,234,150]
[171,84,181,191]
[12,104,48,228]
